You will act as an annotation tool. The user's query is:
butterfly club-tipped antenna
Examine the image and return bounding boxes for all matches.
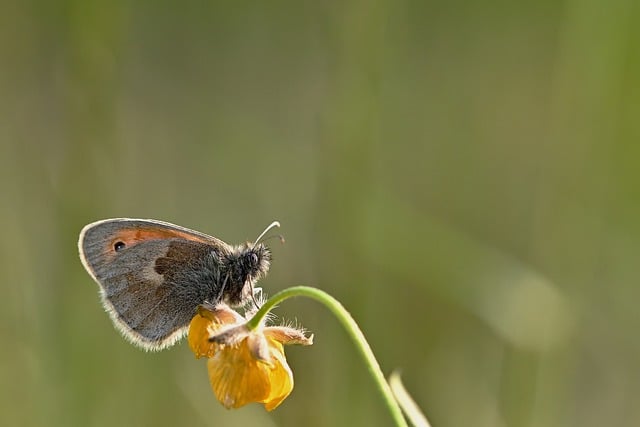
[254,220,281,245]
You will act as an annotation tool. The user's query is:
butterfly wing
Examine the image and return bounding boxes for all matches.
[78,218,231,351]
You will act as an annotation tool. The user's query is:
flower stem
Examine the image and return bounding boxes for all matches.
[248,286,408,427]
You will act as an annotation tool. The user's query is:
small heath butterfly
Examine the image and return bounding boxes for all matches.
[78,218,279,351]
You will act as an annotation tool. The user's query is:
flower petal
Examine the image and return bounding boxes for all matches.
[188,304,243,358]
[262,338,294,411]
[188,313,218,358]
[206,336,294,411]
[188,304,249,358]
[207,341,271,409]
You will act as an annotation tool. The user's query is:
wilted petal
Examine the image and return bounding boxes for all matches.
[247,332,272,365]
[209,324,250,347]
[265,326,314,346]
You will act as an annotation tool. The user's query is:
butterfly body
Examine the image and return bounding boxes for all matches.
[78,218,272,351]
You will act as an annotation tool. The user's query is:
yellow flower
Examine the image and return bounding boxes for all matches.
[188,303,313,411]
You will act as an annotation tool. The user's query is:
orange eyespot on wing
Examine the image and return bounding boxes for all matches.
[79,218,229,280]
[108,226,214,254]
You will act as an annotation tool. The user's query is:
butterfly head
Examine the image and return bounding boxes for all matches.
[222,221,280,306]
[224,242,271,305]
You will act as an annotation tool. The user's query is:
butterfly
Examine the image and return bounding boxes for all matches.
[78,218,279,351]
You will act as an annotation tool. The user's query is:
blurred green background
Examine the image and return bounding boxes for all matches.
[1,1,639,426]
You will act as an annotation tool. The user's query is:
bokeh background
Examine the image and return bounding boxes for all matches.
[1,1,639,426]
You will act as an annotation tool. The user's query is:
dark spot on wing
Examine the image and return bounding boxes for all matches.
[154,241,218,277]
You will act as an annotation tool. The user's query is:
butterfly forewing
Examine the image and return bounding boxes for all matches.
[79,219,232,350]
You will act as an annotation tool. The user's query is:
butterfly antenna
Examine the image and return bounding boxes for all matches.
[254,221,280,245]
[260,234,285,244]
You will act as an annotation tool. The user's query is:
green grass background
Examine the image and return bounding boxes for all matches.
[1,1,639,426]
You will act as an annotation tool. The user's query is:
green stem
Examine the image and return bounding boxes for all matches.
[248,286,408,427]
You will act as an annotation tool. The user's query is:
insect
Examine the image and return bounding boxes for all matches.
[78,218,279,351]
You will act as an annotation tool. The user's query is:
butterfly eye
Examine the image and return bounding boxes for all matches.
[250,252,259,266]
[114,241,126,252]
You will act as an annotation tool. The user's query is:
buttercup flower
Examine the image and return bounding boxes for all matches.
[188,303,313,411]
